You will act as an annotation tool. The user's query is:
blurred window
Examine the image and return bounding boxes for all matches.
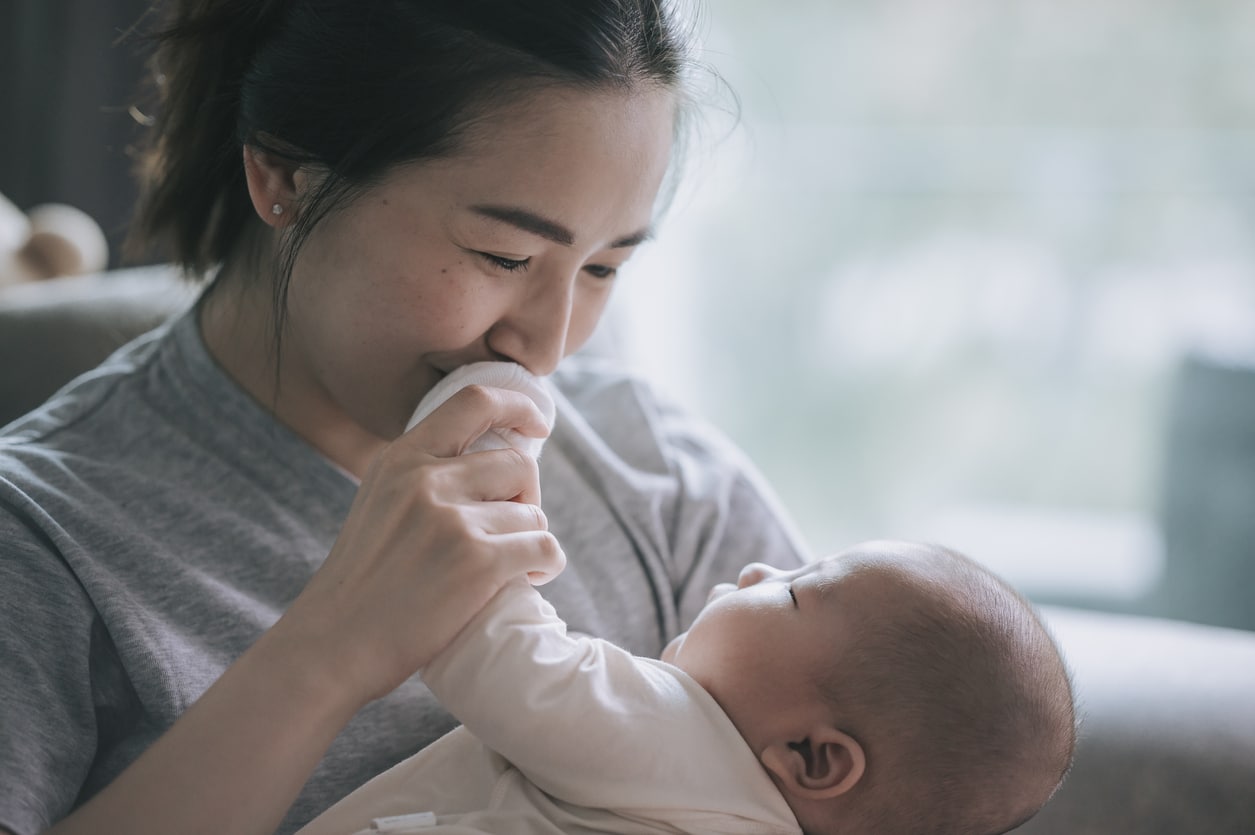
[608,0,1255,610]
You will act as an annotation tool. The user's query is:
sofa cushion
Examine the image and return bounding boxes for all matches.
[1021,607,1255,834]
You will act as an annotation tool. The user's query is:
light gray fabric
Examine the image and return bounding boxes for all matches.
[0,310,808,835]
[1025,607,1255,834]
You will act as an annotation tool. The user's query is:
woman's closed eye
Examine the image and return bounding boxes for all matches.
[583,264,618,280]
[475,252,617,279]
[478,252,530,273]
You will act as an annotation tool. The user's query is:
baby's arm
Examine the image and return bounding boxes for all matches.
[418,580,770,817]
[409,363,780,819]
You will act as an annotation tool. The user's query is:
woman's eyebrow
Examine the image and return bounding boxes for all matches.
[471,204,652,249]
[609,227,654,249]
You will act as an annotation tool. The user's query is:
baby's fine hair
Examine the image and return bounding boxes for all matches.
[814,546,1076,835]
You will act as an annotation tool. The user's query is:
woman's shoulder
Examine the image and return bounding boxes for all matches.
[0,320,171,451]
[549,354,688,468]
[550,354,659,410]
[546,354,767,495]
[0,312,226,537]
[551,354,744,458]
[0,322,176,568]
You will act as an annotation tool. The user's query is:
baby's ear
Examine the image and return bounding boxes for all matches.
[760,726,866,800]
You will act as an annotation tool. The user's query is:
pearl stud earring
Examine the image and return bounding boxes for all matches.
[271,203,284,216]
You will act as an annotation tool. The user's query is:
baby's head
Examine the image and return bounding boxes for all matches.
[662,540,1076,835]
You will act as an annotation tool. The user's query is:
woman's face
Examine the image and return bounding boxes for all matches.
[275,86,675,448]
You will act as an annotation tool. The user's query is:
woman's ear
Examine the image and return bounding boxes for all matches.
[242,145,301,228]
[760,726,867,801]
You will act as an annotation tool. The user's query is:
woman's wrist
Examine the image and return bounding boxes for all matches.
[260,601,382,718]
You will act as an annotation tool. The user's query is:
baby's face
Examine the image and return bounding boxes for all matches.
[661,553,865,746]
[661,541,945,748]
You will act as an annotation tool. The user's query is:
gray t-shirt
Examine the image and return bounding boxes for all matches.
[0,310,808,835]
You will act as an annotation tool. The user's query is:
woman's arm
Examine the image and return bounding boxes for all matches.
[43,617,359,835]
[35,385,562,835]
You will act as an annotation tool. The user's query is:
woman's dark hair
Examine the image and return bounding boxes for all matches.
[127,0,698,320]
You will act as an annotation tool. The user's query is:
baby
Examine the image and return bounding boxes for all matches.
[298,365,1076,835]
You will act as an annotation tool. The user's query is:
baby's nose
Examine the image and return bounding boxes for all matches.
[736,562,778,588]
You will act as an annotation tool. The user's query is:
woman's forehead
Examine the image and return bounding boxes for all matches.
[378,86,676,239]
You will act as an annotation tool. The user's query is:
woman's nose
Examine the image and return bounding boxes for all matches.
[488,273,574,376]
[736,562,781,589]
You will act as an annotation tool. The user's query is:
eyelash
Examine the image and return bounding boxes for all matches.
[788,586,798,607]
[584,265,618,280]
[480,253,530,273]
[477,252,618,280]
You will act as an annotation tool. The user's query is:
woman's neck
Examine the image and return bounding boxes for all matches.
[197,270,389,479]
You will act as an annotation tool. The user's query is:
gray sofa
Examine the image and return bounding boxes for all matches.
[2,268,1254,834]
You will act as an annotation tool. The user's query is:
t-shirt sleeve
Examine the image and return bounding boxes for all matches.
[419,581,781,819]
[0,506,100,835]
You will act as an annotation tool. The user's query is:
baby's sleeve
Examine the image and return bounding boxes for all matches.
[419,580,775,818]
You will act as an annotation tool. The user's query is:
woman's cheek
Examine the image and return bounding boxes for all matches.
[555,283,612,356]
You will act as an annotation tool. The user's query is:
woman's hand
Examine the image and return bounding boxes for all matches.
[45,383,562,835]
[275,382,565,704]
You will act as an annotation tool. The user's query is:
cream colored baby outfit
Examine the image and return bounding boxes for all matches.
[298,581,800,835]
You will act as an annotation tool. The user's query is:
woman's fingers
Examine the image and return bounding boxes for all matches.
[458,447,543,505]
[372,439,542,506]
[471,499,549,536]
[401,446,541,506]
[287,381,560,700]
[406,384,551,458]
[489,530,567,587]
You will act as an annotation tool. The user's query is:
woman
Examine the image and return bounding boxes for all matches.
[0,2,808,833]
